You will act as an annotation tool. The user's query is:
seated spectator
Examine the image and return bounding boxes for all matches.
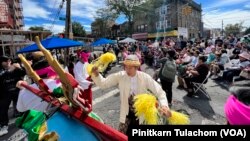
[226,44,234,57]
[230,44,241,60]
[190,50,199,67]
[223,52,250,82]
[184,56,209,97]
[204,42,214,54]
[176,49,192,65]
[210,50,230,79]
[206,47,216,65]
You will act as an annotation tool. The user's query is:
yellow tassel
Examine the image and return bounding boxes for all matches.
[133,94,158,124]
[87,64,94,75]
[87,52,116,75]
[133,94,190,125]
[99,52,116,64]
[168,111,190,125]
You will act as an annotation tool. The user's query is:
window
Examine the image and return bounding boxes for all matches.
[141,25,144,32]
[145,24,148,32]
[161,6,165,15]
[0,16,7,22]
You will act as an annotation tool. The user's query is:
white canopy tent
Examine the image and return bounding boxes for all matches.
[118,37,138,43]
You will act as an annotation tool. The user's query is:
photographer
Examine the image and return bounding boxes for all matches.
[0,56,26,136]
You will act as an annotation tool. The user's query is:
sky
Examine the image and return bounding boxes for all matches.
[22,0,250,34]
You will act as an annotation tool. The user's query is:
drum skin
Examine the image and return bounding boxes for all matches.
[46,112,101,141]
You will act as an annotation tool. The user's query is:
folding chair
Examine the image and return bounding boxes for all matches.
[192,71,211,100]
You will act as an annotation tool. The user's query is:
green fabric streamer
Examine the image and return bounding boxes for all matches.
[53,87,64,98]
[16,110,46,141]
[88,112,104,123]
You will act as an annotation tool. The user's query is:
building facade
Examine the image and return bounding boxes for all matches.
[133,0,202,40]
[0,0,24,30]
[0,30,51,57]
[91,19,115,39]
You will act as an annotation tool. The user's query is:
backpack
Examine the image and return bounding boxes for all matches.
[161,59,176,82]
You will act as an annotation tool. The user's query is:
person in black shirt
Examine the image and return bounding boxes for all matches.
[184,56,209,97]
[215,37,223,47]
[0,56,25,136]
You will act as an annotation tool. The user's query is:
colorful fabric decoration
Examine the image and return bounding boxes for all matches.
[16,110,46,141]
[224,95,250,125]
[88,112,104,123]
[52,87,64,98]
[80,52,91,63]
[15,110,60,141]
[35,66,57,77]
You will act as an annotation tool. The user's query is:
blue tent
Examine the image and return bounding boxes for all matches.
[17,37,84,53]
[91,38,114,47]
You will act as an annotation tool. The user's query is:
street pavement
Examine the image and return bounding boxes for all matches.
[93,63,227,130]
[0,63,228,140]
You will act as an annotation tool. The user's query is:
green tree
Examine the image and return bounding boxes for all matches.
[95,8,118,37]
[29,26,50,31]
[225,22,244,36]
[72,21,86,37]
[106,0,145,35]
[244,27,250,35]
[91,18,106,38]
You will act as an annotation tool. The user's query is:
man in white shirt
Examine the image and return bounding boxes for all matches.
[73,50,92,90]
[91,55,171,135]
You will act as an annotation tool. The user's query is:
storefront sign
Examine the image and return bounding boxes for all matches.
[147,30,178,38]
[132,33,148,40]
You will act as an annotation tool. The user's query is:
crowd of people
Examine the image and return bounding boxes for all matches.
[0,33,250,137]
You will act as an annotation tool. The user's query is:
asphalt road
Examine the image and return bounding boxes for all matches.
[0,63,228,140]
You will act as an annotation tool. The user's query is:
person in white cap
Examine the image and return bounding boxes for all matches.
[223,52,250,82]
[91,54,171,135]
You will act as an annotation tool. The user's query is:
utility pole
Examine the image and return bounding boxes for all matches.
[222,20,224,37]
[64,0,73,66]
[65,0,73,39]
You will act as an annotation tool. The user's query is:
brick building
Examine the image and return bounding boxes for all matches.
[133,0,202,40]
[0,0,24,30]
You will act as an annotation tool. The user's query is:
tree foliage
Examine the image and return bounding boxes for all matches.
[106,0,145,35]
[244,27,250,35]
[72,21,86,37]
[29,26,50,31]
[91,18,106,38]
[224,22,244,36]
[91,8,117,38]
